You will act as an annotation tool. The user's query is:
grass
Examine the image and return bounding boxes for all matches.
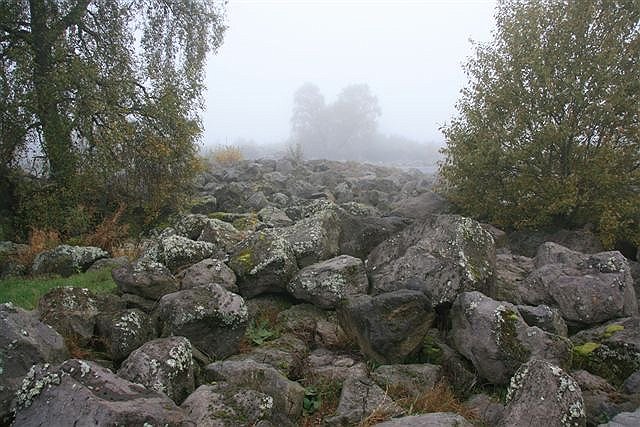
[0,268,117,310]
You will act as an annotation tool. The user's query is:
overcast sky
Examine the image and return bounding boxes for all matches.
[203,0,497,147]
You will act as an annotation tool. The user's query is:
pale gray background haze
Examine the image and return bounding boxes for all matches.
[203,0,497,147]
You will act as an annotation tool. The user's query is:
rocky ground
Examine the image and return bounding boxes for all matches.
[1,158,640,426]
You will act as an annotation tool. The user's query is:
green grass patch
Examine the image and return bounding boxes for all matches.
[0,268,117,310]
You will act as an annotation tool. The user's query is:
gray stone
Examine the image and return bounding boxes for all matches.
[95,308,155,361]
[230,333,308,378]
[0,303,69,424]
[622,370,640,394]
[278,209,341,267]
[465,394,504,426]
[367,214,495,306]
[450,292,572,385]
[287,255,368,309]
[228,230,299,298]
[373,413,473,427]
[155,235,217,272]
[32,244,109,277]
[190,195,217,214]
[197,217,245,257]
[87,256,129,272]
[388,190,451,219]
[277,304,350,348]
[572,370,638,427]
[304,348,368,383]
[500,359,585,427]
[176,258,238,293]
[118,336,195,404]
[338,290,435,364]
[371,364,443,399]
[337,213,408,261]
[258,206,294,228]
[490,253,533,304]
[156,284,248,360]
[13,359,190,426]
[599,408,640,427]
[112,257,179,301]
[517,304,568,337]
[247,191,269,210]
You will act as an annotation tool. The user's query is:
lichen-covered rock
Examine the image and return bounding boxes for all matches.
[570,317,640,385]
[388,190,451,219]
[153,235,217,272]
[0,241,29,278]
[95,308,155,361]
[337,213,408,260]
[37,286,124,345]
[337,290,435,364]
[372,412,473,427]
[32,244,109,277]
[204,359,305,421]
[371,364,443,399]
[287,255,368,309]
[87,256,129,272]
[450,292,572,385]
[325,376,404,426]
[522,243,638,326]
[258,206,294,228]
[278,209,341,267]
[118,336,195,404]
[155,284,248,360]
[112,257,179,301]
[190,196,217,215]
[465,394,505,426]
[489,252,534,304]
[500,359,586,427]
[304,348,368,383]
[230,333,308,378]
[0,303,69,424]
[367,214,495,306]
[228,230,298,298]
[197,216,245,257]
[277,303,350,348]
[517,304,568,337]
[176,258,238,293]
[181,384,276,427]
[13,359,190,426]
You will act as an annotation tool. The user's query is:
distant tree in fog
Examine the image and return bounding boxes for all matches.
[290,83,327,158]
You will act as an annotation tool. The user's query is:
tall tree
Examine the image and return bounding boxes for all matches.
[440,0,640,248]
[1,0,226,229]
[290,82,326,158]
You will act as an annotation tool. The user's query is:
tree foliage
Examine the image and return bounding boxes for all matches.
[440,0,640,248]
[0,0,226,236]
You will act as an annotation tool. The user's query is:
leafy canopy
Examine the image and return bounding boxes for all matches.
[0,0,226,234]
[440,0,640,248]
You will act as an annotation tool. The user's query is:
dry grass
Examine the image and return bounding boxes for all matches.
[299,378,342,427]
[359,406,399,427]
[399,380,479,422]
[210,145,243,166]
[11,228,60,266]
[64,335,91,359]
[83,204,129,254]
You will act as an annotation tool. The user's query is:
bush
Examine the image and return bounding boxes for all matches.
[210,145,244,166]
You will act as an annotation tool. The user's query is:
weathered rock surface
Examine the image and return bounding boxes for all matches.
[156,284,248,360]
[176,258,237,292]
[500,359,585,427]
[371,363,443,399]
[372,412,473,427]
[572,370,639,426]
[32,244,109,277]
[465,394,504,426]
[197,217,245,257]
[517,303,568,337]
[152,234,217,272]
[228,230,299,298]
[287,255,368,309]
[112,258,179,302]
[367,214,495,306]
[599,408,640,427]
[304,348,368,383]
[0,303,69,424]
[388,190,451,219]
[95,308,155,361]
[277,303,350,348]
[490,252,534,304]
[118,336,195,404]
[13,359,190,426]
[338,290,434,364]
[450,291,572,385]
[230,333,308,378]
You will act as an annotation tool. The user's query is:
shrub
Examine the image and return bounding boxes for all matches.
[210,145,244,166]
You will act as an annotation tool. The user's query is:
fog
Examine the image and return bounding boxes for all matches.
[203,0,497,149]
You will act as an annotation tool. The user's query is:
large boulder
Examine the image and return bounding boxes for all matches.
[230,333,308,378]
[204,359,305,421]
[153,235,217,272]
[287,255,368,309]
[95,308,155,362]
[572,370,639,426]
[367,214,495,306]
[522,243,637,326]
[337,213,408,260]
[13,359,190,426]
[500,359,586,427]
[371,364,443,400]
[450,291,572,385]
[176,258,238,293]
[304,348,368,383]
[516,304,568,337]
[32,244,109,277]
[278,208,341,267]
[489,253,534,304]
[118,336,195,404]
[388,190,451,219]
[372,413,473,427]
[600,408,640,427]
[228,230,299,298]
[155,284,248,360]
[197,217,245,257]
[338,290,435,364]
[112,258,179,302]
[0,303,69,424]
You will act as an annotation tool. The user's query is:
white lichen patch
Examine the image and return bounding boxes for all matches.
[15,364,62,409]
[78,361,91,378]
[166,340,193,372]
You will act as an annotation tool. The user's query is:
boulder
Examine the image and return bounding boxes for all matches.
[450,292,572,385]
[490,253,534,304]
[278,209,341,267]
[13,359,190,426]
[155,284,248,360]
[0,241,28,278]
[204,359,305,421]
[287,255,368,309]
[572,370,639,426]
[500,359,586,427]
[197,217,245,257]
[95,308,155,362]
[337,213,408,260]
[230,333,308,378]
[465,394,504,426]
[87,256,129,272]
[37,286,124,345]
[325,376,404,426]
[304,348,368,383]
[599,408,640,427]
[32,244,109,277]
[367,214,495,306]
[388,190,451,219]
[571,317,640,385]
[517,304,568,337]
[338,290,435,364]
[190,195,217,214]
[228,230,298,298]
[522,243,637,326]
[371,364,443,399]
[0,303,69,424]
[277,303,350,348]
[112,258,179,302]
[258,206,294,228]
[372,413,473,427]
[507,228,605,258]
[118,336,195,404]
[176,258,237,293]
[153,235,217,272]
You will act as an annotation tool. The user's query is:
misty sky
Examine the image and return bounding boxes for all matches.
[203,0,497,147]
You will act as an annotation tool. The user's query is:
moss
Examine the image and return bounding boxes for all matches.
[496,308,530,366]
[571,341,640,386]
[573,342,601,356]
[207,212,229,221]
[603,324,624,339]
[233,249,254,271]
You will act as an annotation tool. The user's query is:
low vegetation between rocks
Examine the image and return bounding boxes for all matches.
[1,158,639,426]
